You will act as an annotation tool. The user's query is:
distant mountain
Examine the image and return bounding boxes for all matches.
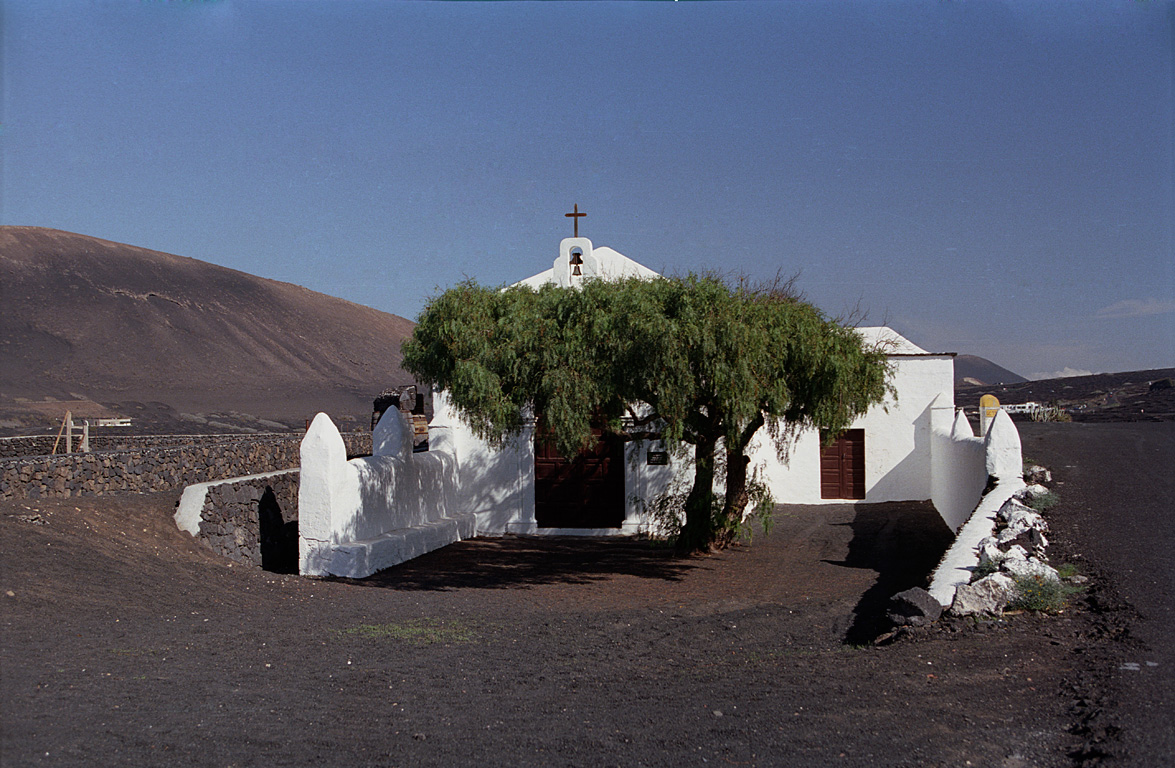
[0,227,416,434]
[953,355,1028,387]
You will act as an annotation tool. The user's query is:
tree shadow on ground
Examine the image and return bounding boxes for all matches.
[331,536,699,591]
[821,501,954,645]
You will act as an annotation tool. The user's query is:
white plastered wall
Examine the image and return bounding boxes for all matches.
[436,350,960,533]
[430,392,538,535]
[297,409,472,577]
[715,354,956,506]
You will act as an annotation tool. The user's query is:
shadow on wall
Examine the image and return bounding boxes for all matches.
[862,412,931,504]
[452,435,532,533]
[821,501,954,645]
[329,536,698,591]
[259,486,298,573]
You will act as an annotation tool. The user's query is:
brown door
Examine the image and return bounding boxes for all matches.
[534,423,625,528]
[820,429,866,500]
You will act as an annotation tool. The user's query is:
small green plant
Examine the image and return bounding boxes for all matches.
[970,559,1001,582]
[1025,490,1060,512]
[335,618,478,644]
[1007,574,1082,613]
[1055,562,1080,580]
[1030,405,1072,422]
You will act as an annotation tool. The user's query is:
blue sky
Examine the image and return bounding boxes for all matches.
[3,0,1172,379]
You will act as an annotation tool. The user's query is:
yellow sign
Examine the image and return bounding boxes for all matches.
[979,394,1000,435]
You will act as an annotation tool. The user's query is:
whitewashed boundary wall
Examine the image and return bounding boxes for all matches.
[298,409,474,578]
[927,409,1026,606]
[930,407,989,531]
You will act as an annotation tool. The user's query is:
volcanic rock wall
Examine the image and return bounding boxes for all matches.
[187,471,301,570]
[0,434,372,500]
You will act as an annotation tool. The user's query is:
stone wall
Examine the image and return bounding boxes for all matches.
[0,432,373,460]
[184,471,301,571]
[0,434,371,500]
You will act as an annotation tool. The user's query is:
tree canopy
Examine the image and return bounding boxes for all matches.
[402,273,892,552]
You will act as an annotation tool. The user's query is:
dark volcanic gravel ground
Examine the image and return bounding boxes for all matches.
[1017,422,1175,766]
[2,423,1171,767]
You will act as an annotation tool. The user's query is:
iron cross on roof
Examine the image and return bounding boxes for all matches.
[564,204,586,238]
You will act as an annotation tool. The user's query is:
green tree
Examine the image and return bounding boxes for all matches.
[402,274,891,553]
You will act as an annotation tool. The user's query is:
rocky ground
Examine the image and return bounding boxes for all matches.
[956,369,1175,423]
[1,422,1171,767]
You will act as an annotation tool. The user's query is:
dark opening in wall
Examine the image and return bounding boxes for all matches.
[259,486,298,573]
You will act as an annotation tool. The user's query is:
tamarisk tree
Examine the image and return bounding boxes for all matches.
[402,273,891,553]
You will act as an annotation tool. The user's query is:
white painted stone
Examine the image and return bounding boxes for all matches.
[175,482,211,536]
[997,507,1047,543]
[298,413,357,574]
[1002,556,1060,583]
[951,408,975,439]
[1023,464,1052,484]
[1015,483,1051,502]
[932,401,987,531]
[984,409,1023,483]
[372,406,413,459]
[1002,544,1029,561]
[950,573,1017,616]
[997,497,1033,523]
[976,538,1005,566]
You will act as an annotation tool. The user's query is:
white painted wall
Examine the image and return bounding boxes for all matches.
[297,409,473,578]
[437,327,969,535]
[931,408,988,531]
[429,392,537,535]
[928,411,1025,606]
[640,352,958,509]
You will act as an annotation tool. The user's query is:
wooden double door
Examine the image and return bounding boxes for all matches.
[820,429,866,500]
[534,424,625,529]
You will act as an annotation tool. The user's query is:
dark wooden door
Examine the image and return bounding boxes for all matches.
[820,429,866,500]
[534,424,625,528]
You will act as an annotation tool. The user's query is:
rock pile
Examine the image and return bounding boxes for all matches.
[950,487,1063,617]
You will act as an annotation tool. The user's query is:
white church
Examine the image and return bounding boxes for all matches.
[433,233,963,532]
[294,225,988,579]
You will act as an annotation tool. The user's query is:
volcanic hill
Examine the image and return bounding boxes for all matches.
[0,227,416,435]
[953,354,1027,386]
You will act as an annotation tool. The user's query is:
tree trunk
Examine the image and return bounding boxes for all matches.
[676,436,718,554]
[714,413,765,548]
[715,449,751,548]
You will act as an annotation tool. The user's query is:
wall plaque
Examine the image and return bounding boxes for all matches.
[646,450,669,466]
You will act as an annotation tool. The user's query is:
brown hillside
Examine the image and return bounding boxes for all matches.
[953,354,1026,386]
[0,227,416,434]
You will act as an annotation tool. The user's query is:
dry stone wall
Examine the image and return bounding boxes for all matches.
[0,432,375,460]
[195,471,300,570]
[0,433,371,500]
